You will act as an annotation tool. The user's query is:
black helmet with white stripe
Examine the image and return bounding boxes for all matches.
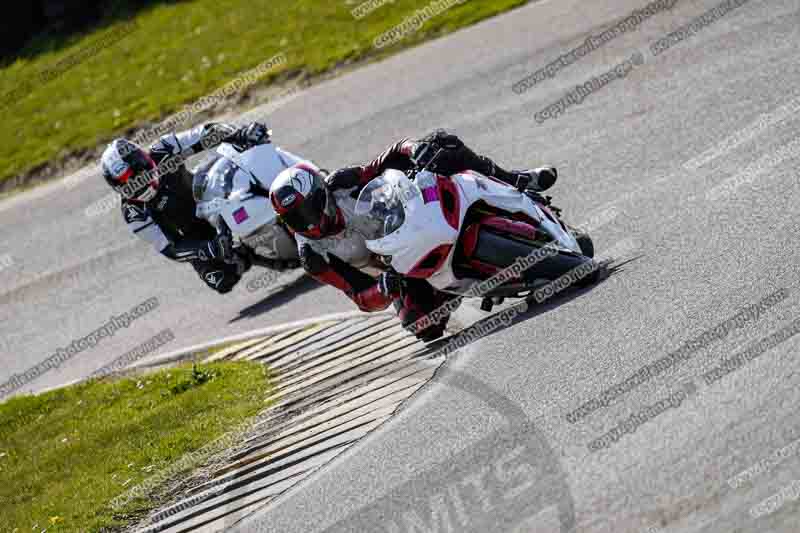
[101,139,159,202]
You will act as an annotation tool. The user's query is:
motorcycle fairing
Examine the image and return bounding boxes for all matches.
[365,169,581,291]
[195,143,316,254]
[215,143,296,191]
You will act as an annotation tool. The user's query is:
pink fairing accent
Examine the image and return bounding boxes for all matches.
[233,207,249,224]
[293,162,320,174]
[421,187,439,203]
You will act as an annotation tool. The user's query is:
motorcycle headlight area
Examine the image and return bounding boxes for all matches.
[356,179,407,240]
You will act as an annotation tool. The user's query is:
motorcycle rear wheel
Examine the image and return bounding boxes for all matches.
[471,229,594,286]
[575,231,594,258]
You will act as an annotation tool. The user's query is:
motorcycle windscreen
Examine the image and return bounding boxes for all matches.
[216,143,290,190]
[354,175,407,240]
[193,157,237,203]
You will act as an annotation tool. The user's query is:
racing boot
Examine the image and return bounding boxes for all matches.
[512,166,558,192]
[477,156,557,193]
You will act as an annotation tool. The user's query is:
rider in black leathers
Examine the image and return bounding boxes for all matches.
[100,121,296,293]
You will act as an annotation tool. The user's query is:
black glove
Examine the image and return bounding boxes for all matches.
[536,166,558,190]
[200,233,234,263]
[326,167,362,191]
[377,271,403,297]
[419,129,464,151]
[234,122,270,148]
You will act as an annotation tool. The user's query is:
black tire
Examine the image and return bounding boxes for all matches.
[575,232,594,258]
[472,229,594,285]
[574,259,602,288]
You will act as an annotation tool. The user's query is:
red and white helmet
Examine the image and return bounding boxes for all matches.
[101,138,160,202]
[270,165,342,239]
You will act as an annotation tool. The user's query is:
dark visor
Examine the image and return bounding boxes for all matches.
[281,190,325,234]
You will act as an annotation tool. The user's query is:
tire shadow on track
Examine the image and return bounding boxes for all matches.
[229,274,322,323]
[430,256,642,358]
[219,258,642,532]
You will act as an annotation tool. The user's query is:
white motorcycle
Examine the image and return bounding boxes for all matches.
[193,140,319,269]
[354,150,597,311]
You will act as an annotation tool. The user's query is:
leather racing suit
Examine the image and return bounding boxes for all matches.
[122,123,305,293]
[298,130,547,339]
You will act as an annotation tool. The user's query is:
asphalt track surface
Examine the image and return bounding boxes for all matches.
[2,0,799,531]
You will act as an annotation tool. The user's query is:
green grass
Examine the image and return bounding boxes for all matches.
[0,362,272,531]
[0,0,528,187]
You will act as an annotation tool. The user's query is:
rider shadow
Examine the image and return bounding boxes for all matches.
[229,274,322,323]
[427,255,642,356]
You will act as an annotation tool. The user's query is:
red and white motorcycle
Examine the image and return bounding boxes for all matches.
[354,150,597,310]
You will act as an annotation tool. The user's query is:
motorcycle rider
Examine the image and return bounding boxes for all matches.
[101,121,299,294]
[270,130,557,339]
